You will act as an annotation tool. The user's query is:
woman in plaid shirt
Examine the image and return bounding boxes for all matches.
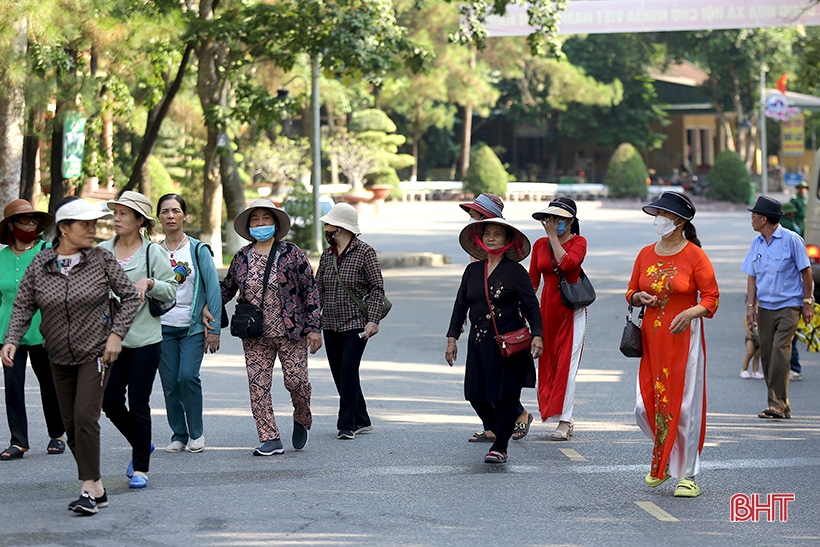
[315,203,386,440]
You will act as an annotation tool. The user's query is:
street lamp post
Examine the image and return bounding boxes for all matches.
[278,62,322,254]
[311,56,322,254]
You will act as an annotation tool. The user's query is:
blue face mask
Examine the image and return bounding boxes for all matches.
[249,225,276,242]
[557,220,568,235]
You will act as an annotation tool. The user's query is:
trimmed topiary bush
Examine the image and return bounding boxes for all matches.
[604,143,648,199]
[464,143,509,197]
[707,150,750,204]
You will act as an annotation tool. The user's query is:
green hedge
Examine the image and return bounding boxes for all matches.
[604,143,648,199]
[464,143,509,197]
[708,150,750,204]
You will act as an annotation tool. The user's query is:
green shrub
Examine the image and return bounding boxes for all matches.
[604,143,648,199]
[707,150,750,204]
[145,156,176,204]
[464,143,509,197]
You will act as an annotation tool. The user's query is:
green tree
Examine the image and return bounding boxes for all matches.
[708,150,750,204]
[661,29,795,169]
[560,34,667,154]
[605,143,648,199]
[464,143,509,196]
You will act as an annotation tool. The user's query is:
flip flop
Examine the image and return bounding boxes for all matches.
[0,445,25,460]
[674,478,700,498]
[512,413,534,441]
[484,451,508,464]
[758,407,786,419]
[468,431,495,443]
[47,438,66,455]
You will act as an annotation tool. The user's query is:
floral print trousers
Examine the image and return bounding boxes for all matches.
[242,336,312,443]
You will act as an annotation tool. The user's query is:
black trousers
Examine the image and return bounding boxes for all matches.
[324,329,370,432]
[3,344,64,448]
[103,343,161,473]
[471,394,522,454]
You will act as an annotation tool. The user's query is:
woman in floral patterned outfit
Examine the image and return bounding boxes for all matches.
[626,192,719,498]
[221,199,322,456]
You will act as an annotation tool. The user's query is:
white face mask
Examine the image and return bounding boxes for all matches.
[653,215,678,238]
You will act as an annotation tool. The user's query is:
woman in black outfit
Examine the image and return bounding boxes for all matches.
[445,218,543,464]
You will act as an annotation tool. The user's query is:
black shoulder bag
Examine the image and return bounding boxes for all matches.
[332,254,392,321]
[230,242,278,338]
[146,243,177,317]
[619,304,645,358]
[550,251,596,310]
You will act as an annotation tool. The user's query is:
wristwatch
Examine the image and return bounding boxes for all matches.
[803,298,814,305]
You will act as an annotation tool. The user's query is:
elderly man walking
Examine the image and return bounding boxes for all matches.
[742,196,814,420]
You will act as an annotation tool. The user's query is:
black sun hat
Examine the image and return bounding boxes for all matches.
[642,191,696,221]
[748,196,783,219]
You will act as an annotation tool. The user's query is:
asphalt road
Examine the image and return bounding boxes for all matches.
[2,199,819,546]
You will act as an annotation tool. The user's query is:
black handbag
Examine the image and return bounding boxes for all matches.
[551,253,596,309]
[332,255,391,321]
[230,241,277,338]
[146,243,177,317]
[230,302,264,339]
[619,304,645,358]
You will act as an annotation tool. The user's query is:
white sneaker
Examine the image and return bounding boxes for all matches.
[165,441,186,453]
[790,371,803,381]
[187,436,206,453]
[752,371,765,380]
[740,370,751,379]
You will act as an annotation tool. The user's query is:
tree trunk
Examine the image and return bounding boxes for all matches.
[458,103,473,180]
[457,50,477,181]
[48,103,70,214]
[410,116,420,182]
[0,18,27,206]
[122,44,195,195]
[20,112,40,204]
[220,136,249,256]
[196,0,226,265]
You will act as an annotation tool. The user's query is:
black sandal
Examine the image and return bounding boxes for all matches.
[47,438,66,454]
[0,445,25,460]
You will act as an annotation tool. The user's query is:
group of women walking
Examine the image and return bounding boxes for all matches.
[0,193,384,515]
[446,190,718,499]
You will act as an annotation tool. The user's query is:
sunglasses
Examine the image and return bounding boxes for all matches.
[13,215,39,226]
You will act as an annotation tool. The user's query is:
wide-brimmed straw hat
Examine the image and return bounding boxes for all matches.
[233,198,292,241]
[643,191,696,221]
[532,197,577,220]
[459,218,531,262]
[459,193,504,219]
[748,195,783,219]
[107,191,156,227]
[320,202,361,235]
[0,199,53,242]
[55,199,113,224]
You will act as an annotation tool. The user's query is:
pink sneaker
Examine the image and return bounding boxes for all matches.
[752,371,765,380]
[740,370,751,379]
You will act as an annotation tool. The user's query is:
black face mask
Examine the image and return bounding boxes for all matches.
[324,230,337,246]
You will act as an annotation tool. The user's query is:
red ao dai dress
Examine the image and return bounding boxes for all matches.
[626,242,719,481]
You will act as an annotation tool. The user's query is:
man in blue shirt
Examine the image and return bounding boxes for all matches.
[742,196,814,420]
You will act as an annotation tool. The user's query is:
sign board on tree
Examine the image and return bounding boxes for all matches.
[62,112,86,179]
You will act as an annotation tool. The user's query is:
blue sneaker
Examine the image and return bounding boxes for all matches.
[126,442,155,479]
[128,474,148,489]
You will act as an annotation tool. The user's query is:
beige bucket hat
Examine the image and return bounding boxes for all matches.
[233,198,292,241]
[107,191,157,227]
[320,202,361,235]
